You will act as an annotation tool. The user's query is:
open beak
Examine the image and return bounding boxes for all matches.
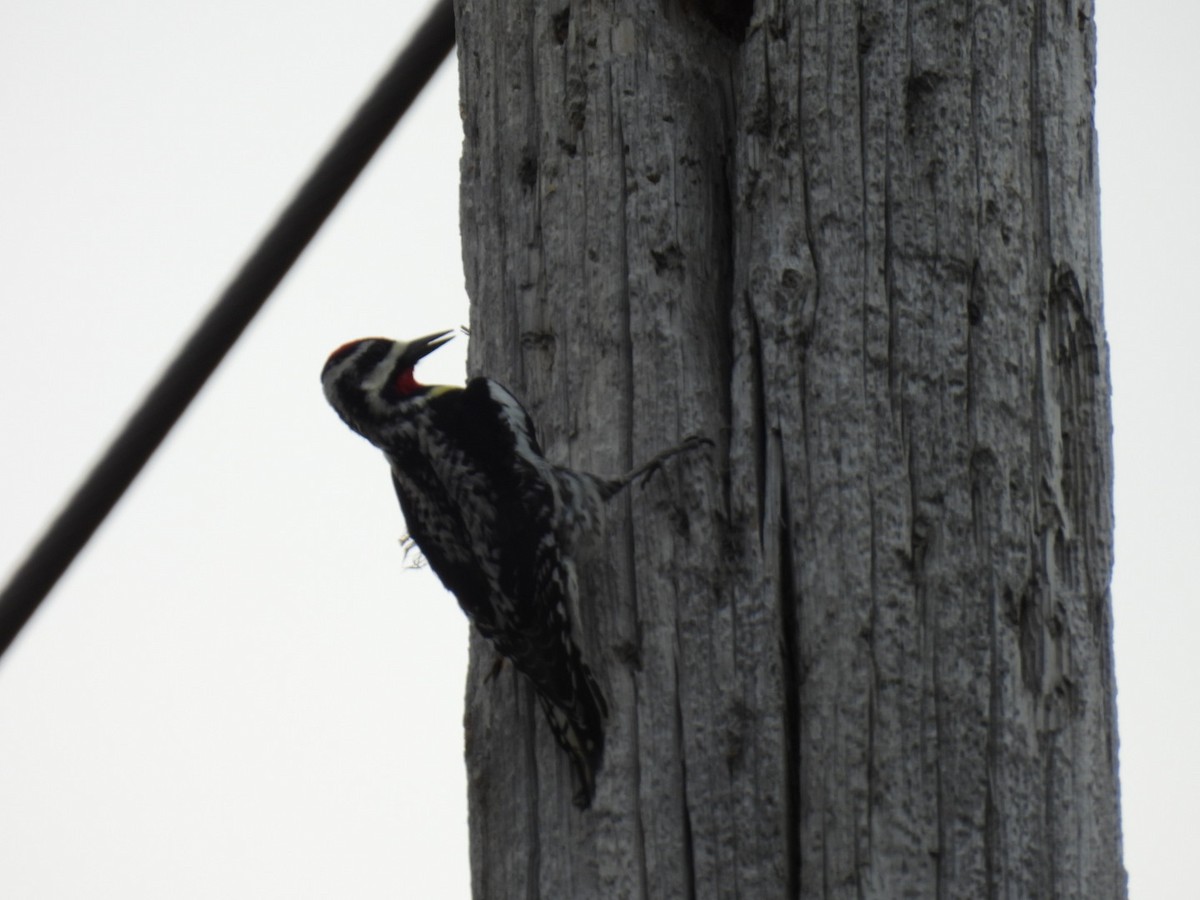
[404,330,455,364]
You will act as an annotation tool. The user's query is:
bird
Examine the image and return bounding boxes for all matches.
[321,331,707,808]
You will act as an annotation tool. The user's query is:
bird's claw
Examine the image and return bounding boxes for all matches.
[635,434,712,490]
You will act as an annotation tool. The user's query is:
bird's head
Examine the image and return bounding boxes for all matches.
[321,331,454,441]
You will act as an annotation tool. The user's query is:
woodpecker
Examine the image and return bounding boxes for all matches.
[321,331,705,809]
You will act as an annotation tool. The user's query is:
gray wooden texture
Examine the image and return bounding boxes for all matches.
[455,1,1123,897]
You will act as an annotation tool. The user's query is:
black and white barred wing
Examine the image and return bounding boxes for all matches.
[461,378,610,805]
[388,451,499,638]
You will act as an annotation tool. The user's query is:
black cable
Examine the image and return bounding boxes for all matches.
[0,0,456,661]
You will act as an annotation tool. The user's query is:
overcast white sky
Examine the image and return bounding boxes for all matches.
[0,2,1193,898]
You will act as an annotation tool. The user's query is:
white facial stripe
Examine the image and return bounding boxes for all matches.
[362,341,406,396]
[358,341,409,418]
[322,340,410,424]
[322,346,365,406]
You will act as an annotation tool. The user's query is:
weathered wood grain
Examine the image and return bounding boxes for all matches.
[456,1,1123,897]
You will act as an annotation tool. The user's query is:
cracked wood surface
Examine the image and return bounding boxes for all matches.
[455,1,1124,897]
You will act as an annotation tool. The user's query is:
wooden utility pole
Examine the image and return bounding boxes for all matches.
[455,1,1124,897]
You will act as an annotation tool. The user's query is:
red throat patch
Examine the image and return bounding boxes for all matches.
[394,368,422,396]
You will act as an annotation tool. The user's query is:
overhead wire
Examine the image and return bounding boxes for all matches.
[0,0,456,660]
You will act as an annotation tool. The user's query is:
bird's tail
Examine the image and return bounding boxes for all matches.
[536,659,608,809]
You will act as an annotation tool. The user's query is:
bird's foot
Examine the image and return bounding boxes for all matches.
[627,434,713,490]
